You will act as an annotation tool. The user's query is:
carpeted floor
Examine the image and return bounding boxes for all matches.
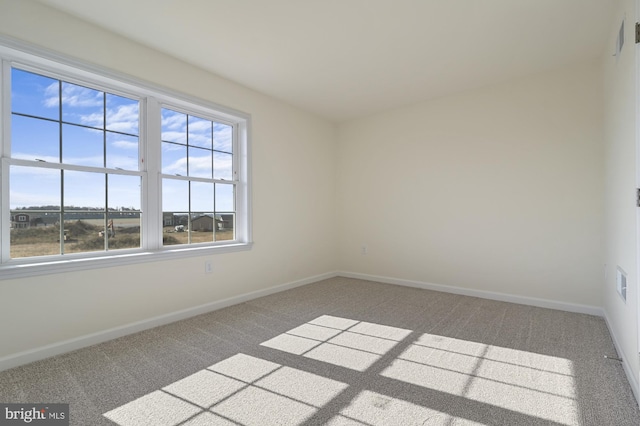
[0,277,639,425]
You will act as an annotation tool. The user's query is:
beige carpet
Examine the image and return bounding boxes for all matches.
[0,277,639,425]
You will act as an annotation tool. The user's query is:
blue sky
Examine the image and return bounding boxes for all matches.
[10,68,234,214]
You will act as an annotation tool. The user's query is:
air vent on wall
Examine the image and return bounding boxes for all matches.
[616,266,627,302]
[616,20,624,59]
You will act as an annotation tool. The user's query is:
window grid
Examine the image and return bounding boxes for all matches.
[160,106,237,247]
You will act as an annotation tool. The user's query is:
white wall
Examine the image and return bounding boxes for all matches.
[0,0,337,359]
[603,0,639,395]
[337,61,604,307]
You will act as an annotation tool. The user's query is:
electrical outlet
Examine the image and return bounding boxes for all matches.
[361,245,368,255]
[205,260,213,274]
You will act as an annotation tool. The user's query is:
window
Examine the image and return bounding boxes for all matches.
[0,40,251,277]
[9,68,142,258]
[161,107,236,246]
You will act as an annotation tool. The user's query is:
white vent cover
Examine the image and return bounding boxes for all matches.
[615,20,624,60]
[616,266,627,302]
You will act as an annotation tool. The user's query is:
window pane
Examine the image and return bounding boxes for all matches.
[163,179,188,246]
[213,122,233,153]
[61,82,104,128]
[215,213,234,242]
[107,132,138,170]
[162,108,186,144]
[106,213,141,251]
[215,183,234,212]
[191,181,214,212]
[163,212,188,246]
[106,94,139,135]
[62,213,105,255]
[10,166,61,259]
[64,170,105,210]
[188,147,212,178]
[214,151,233,180]
[62,124,104,167]
[10,216,61,259]
[162,178,188,212]
[10,166,60,210]
[188,115,212,149]
[11,115,59,161]
[107,174,141,251]
[11,68,59,120]
[190,213,215,243]
[108,174,141,211]
[162,142,187,175]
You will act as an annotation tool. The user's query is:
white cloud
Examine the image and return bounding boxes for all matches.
[45,82,103,109]
[214,123,233,152]
[111,140,138,150]
[106,104,139,133]
[188,120,211,132]
[77,104,139,134]
[43,82,59,108]
[162,142,185,152]
[43,83,139,135]
[78,112,104,128]
[162,110,186,130]
[162,131,187,144]
[163,157,188,175]
[188,155,212,173]
[161,152,232,178]
[188,132,211,147]
[214,154,233,178]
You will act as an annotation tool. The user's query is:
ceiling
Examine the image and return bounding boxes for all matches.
[36,0,615,123]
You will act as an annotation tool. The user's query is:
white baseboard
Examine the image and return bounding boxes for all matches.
[603,312,640,406]
[0,271,337,373]
[337,271,604,317]
[0,270,609,373]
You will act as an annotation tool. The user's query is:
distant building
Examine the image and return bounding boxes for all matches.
[217,214,234,230]
[163,212,175,226]
[11,213,30,229]
[190,214,234,232]
[165,213,233,231]
[191,215,215,232]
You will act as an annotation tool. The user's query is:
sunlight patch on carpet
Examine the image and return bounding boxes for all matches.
[105,315,580,426]
[103,353,348,426]
[260,314,411,371]
[381,333,578,425]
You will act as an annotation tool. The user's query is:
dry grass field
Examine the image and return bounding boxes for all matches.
[163,228,234,245]
[10,220,234,259]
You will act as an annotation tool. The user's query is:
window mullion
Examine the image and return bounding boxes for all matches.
[103,93,108,252]
[236,120,251,244]
[144,97,162,250]
[0,159,10,263]
[1,60,10,262]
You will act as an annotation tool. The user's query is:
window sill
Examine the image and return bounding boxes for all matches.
[0,242,253,280]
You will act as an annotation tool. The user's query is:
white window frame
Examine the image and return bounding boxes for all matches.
[0,36,252,279]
